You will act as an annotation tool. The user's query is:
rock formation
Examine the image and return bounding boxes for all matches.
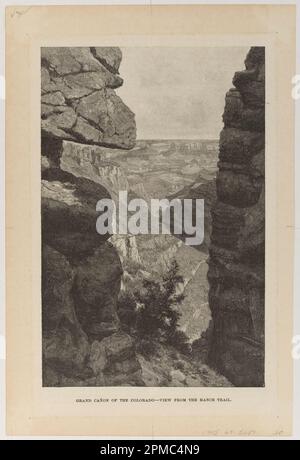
[59,140,130,200]
[41,47,136,157]
[41,47,142,386]
[208,47,265,386]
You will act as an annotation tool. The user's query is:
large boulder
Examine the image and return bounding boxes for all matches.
[41,47,141,387]
[41,47,136,152]
[42,245,91,384]
[73,244,122,341]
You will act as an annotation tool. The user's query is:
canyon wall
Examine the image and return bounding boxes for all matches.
[41,47,136,151]
[208,47,265,386]
[41,46,264,387]
[41,47,143,386]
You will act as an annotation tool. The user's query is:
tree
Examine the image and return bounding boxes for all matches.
[117,260,189,354]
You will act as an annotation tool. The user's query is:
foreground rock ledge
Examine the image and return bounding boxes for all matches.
[41,46,141,387]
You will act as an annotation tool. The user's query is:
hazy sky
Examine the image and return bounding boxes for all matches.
[117,47,249,140]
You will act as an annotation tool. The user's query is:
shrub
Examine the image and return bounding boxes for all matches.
[117,259,190,355]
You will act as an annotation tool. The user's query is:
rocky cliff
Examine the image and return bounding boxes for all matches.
[41,47,142,386]
[41,47,136,153]
[208,47,265,386]
[60,141,130,193]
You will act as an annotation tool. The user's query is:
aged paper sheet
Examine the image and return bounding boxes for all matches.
[6,5,295,436]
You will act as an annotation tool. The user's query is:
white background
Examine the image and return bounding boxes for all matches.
[0,0,299,440]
